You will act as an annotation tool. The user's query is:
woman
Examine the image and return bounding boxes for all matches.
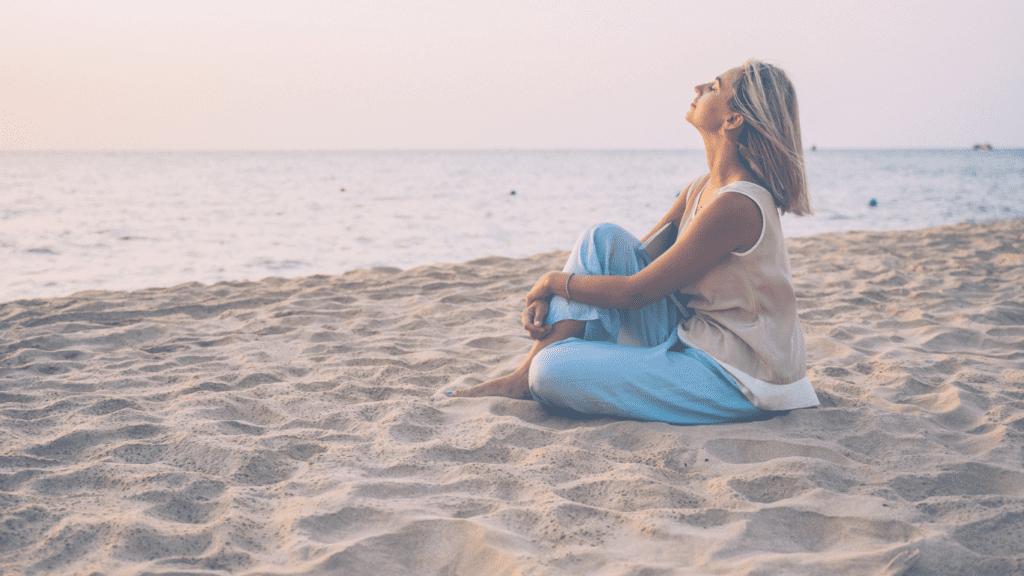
[448,59,819,425]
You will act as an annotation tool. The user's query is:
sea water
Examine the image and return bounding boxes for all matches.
[2,149,1022,302]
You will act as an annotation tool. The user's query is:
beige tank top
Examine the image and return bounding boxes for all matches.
[676,175,819,411]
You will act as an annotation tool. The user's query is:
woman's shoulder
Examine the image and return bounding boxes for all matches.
[719,179,768,193]
[714,180,775,206]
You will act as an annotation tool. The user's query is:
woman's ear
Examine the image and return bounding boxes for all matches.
[723,112,745,132]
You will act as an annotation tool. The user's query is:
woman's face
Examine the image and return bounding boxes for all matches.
[686,66,744,133]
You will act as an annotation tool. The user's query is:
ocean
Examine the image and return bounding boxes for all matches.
[3,149,1022,302]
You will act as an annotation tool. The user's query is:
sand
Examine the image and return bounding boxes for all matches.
[2,218,1023,575]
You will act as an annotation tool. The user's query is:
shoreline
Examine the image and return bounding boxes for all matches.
[2,218,1023,574]
[4,216,1023,306]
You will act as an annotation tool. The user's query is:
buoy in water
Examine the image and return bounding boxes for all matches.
[510,190,516,195]
[869,198,878,207]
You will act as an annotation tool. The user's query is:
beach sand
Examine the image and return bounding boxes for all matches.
[2,218,1023,575]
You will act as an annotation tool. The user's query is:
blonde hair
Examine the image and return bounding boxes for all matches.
[728,59,812,216]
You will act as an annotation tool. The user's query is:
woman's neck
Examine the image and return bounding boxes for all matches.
[701,134,754,187]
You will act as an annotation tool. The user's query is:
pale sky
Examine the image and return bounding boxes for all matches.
[2,0,1021,151]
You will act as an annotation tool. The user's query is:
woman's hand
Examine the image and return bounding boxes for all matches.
[526,272,558,305]
[522,298,552,340]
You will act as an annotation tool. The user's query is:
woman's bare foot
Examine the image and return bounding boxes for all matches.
[448,369,530,399]
[446,318,585,399]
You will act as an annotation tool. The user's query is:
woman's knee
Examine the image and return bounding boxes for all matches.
[574,223,640,272]
[587,222,632,248]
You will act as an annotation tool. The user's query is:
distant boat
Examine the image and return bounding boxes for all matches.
[973,143,993,151]
[811,145,817,151]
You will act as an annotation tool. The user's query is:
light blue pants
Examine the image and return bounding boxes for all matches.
[528,223,768,425]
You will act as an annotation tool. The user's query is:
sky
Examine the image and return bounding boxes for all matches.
[2,0,1022,151]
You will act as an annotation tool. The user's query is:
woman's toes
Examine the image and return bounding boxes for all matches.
[445,373,529,399]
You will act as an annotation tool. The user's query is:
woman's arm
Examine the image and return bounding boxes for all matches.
[527,191,762,310]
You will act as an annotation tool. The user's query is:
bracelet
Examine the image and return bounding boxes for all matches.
[565,273,575,302]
